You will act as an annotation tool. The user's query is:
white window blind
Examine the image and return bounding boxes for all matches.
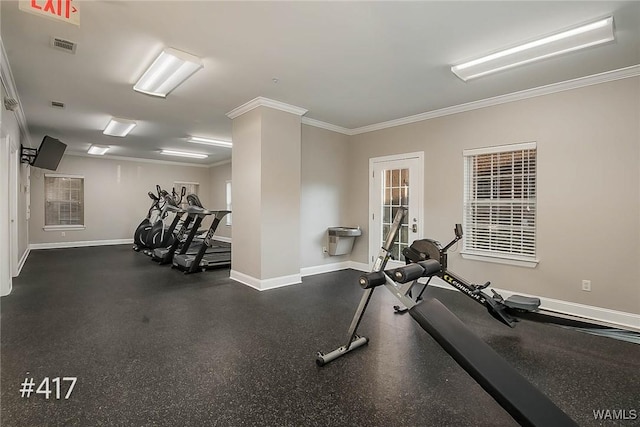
[45,175,84,226]
[463,143,537,262]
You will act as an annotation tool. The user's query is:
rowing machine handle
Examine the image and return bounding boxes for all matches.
[455,224,463,238]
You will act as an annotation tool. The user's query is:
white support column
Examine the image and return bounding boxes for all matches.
[227,97,307,290]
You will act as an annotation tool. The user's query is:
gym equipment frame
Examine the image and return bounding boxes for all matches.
[316,207,577,427]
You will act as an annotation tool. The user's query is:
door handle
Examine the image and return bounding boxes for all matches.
[412,223,417,233]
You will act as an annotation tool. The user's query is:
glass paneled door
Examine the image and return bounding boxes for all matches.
[369,152,423,269]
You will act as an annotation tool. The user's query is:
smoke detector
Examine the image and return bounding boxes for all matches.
[50,37,77,54]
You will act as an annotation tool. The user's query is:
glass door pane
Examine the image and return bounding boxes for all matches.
[381,167,409,261]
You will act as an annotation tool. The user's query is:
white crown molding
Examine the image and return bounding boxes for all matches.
[64,151,212,168]
[208,159,232,168]
[348,64,640,135]
[0,37,33,148]
[226,96,308,119]
[301,117,352,135]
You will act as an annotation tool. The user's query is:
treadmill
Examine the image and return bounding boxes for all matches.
[152,197,229,265]
[172,208,231,273]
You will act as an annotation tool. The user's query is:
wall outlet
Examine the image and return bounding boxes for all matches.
[61,231,66,237]
[582,279,591,292]
[322,246,328,254]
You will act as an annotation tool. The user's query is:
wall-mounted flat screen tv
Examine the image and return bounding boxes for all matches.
[32,136,67,170]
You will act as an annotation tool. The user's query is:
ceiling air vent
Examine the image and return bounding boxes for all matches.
[50,37,77,54]
[51,101,65,109]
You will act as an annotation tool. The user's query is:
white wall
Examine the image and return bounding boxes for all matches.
[300,124,352,269]
[347,77,640,314]
[29,154,213,245]
[208,161,232,240]
[231,108,263,279]
[259,107,301,280]
[1,78,28,296]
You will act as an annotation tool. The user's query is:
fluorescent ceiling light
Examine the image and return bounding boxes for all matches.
[187,136,233,148]
[160,149,208,159]
[452,16,615,82]
[134,48,204,97]
[88,145,109,155]
[103,118,137,137]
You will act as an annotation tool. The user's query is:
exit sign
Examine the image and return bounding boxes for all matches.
[19,0,80,26]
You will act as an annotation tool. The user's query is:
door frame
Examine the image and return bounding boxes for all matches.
[9,135,19,277]
[368,151,424,269]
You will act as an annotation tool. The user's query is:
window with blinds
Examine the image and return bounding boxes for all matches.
[45,175,84,226]
[463,142,537,263]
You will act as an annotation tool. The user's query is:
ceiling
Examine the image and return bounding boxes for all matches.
[2,1,639,165]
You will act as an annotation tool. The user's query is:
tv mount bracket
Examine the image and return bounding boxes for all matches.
[20,145,37,165]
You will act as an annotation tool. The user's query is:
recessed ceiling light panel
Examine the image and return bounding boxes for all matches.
[452,16,615,81]
[187,136,232,148]
[160,149,208,159]
[134,48,204,98]
[88,145,110,155]
[103,118,137,137]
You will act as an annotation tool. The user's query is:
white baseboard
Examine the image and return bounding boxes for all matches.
[495,287,640,331]
[348,261,370,272]
[230,270,302,291]
[213,236,231,244]
[30,238,134,250]
[300,261,351,277]
[300,260,371,277]
[16,247,30,276]
[422,276,640,331]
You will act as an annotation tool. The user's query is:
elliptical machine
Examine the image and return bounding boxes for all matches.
[143,187,186,252]
[133,185,164,252]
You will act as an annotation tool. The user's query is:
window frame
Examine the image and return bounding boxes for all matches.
[461,142,539,268]
[43,173,86,231]
[225,180,232,226]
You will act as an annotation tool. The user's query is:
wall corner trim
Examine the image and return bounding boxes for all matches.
[16,247,30,276]
[230,270,302,291]
[226,96,308,119]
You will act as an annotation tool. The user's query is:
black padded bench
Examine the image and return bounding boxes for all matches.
[409,298,577,427]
